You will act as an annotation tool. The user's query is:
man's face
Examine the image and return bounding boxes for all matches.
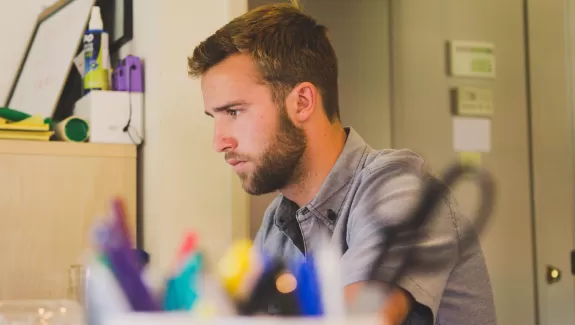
[201,54,306,195]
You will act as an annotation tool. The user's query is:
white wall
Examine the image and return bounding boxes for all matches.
[128,0,249,274]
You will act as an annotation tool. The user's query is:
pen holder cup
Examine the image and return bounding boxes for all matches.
[104,313,383,325]
[0,299,84,325]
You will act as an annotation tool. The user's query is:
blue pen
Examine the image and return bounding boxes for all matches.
[292,256,323,316]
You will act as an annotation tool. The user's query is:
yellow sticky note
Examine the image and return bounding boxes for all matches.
[459,152,481,166]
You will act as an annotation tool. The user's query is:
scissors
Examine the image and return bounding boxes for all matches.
[368,162,496,287]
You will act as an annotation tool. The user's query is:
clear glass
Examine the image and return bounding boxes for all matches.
[0,300,84,325]
[67,265,85,305]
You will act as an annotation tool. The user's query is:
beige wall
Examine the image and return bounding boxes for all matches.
[130,0,249,274]
[391,1,536,324]
[528,0,575,323]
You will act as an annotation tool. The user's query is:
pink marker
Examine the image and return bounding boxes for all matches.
[172,232,199,274]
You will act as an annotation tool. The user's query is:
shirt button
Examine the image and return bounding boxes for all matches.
[327,209,337,222]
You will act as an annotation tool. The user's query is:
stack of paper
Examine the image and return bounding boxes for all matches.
[0,115,52,141]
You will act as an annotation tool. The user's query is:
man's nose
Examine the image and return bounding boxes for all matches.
[213,127,237,153]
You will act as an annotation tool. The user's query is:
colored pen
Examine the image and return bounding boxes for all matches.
[292,256,323,316]
[111,197,134,250]
[217,240,263,300]
[101,215,160,311]
[163,252,203,311]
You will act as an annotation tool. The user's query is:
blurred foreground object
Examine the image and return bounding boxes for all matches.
[370,161,496,286]
[0,300,84,325]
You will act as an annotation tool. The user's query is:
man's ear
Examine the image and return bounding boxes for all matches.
[285,82,317,124]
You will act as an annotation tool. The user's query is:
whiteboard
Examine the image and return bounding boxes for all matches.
[6,0,95,118]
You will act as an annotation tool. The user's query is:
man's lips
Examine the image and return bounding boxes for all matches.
[226,159,247,167]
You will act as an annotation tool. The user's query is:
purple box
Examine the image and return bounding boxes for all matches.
[112,55,143,92]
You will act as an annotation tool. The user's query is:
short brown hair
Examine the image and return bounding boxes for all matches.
[188,2,340,122]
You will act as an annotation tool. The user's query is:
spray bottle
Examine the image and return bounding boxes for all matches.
[83,6,110,94]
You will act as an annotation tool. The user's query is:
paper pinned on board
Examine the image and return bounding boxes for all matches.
[452,117,491,153]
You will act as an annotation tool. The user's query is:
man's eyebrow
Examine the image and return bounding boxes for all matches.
[204,101,247,117]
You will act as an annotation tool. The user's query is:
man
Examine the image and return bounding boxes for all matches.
[188,2,496,324]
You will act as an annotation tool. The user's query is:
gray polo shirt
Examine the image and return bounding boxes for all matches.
[254,128,497,324]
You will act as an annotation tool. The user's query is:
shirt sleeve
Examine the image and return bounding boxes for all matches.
[340,165,459,320]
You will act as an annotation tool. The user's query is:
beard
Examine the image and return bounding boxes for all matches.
[228,107,307,195]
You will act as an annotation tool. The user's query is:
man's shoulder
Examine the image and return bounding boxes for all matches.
[349,148,432,200]
[361,148,429,178]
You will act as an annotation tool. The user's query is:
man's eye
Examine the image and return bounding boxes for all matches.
[227,109,240,117]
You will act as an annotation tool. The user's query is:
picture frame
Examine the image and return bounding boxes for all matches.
[98,0,133,55]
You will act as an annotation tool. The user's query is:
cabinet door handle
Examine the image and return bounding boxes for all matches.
[546,265,562,284]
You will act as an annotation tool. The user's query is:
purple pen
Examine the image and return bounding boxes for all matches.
[112,197,134,248]
[102,215,160,311]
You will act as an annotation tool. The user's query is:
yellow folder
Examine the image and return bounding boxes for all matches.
[0,130,53,141]
[0,115,50,131]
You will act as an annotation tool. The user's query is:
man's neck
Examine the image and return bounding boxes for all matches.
[281,123,347,207]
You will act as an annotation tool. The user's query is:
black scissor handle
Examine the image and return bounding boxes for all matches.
[369,162,496,286]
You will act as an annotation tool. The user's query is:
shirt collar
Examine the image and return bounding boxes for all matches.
[274,127,370,229]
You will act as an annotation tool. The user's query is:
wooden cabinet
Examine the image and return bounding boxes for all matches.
[0,140,137,299]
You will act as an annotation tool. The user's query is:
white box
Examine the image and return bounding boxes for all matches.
[74,90,144,145]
